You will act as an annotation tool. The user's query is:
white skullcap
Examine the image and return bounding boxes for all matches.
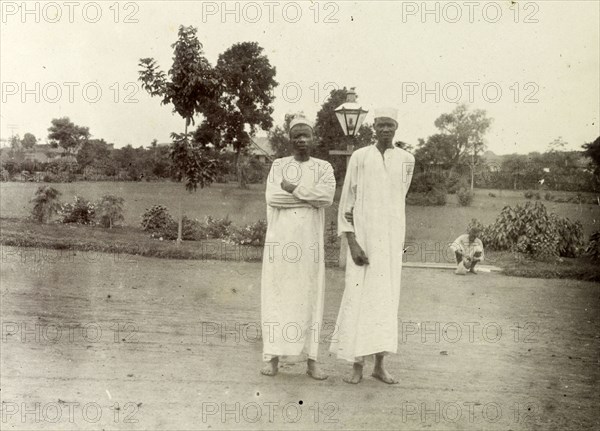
[374,107,398,125]
[289,114,313,133]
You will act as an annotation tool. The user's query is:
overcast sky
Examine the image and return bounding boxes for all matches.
[1,1,598,154]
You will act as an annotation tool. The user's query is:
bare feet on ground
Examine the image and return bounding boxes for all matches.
[260,357,279,376]
[343,362,363,384]
[372,355,398,384]
[306,358,328,380]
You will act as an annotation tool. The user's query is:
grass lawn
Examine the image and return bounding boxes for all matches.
[1,181,598,281]
[1,181,598,237]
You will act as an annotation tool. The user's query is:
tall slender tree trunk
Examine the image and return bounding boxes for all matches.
[176,121,187,245]
[470,151,475,191]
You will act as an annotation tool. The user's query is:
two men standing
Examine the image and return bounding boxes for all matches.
[260,108,414,384]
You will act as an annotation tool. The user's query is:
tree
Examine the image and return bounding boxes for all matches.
[269,114,294,158]
[21,133,37,149]
[433,104,492,190]
[77,139,112,170]
[211,41,278,188]
[582,136,600,176]
[414,134,459,172]
[30,186,61,223]
[96,195,125,228]
[547,137,568,152]
[501,154,530,190]
[47,117,90,156]
[9,134,21,149]
[139,25,220,242]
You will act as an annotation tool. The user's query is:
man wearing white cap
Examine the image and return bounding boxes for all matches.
[331,107,415,384]
[260,114,336,380]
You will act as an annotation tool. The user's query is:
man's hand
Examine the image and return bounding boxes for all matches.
[344,207,354,225]
[281,179,297,194]
[347,233,369,266]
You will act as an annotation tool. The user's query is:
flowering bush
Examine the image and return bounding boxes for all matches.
[204,215,232,239]
[226,220,267,245]
[59,196,96,225]
[152,216,207,241]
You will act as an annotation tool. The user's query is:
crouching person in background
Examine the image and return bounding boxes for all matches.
[451,227,485,275]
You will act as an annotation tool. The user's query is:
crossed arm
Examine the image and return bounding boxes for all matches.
[266,161,335,209]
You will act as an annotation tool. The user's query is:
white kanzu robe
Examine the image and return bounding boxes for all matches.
[330,145,415,362]
[261,156,335,361]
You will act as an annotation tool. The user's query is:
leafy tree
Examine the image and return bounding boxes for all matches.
[30,186,62,223]
[501,154,531,190]
[582,136,600,176]
[9,134,21,149]
[47,117,90,156]
[139,25,220,242]
[21,133,37,149]
[269,114,294,158]
[211,41,278,188]
[547,136,567,152]
[433,104,492,190]
[77,139,112,170]
[414,134,459,172]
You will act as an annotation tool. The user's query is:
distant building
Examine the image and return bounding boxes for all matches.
[247,136,274,164]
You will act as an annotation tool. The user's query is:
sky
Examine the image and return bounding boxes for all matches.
[1,1,599,154]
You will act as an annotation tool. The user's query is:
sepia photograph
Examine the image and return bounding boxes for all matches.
[1,1,599,429]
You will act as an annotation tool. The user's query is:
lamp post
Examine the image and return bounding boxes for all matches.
[329,87,369,267]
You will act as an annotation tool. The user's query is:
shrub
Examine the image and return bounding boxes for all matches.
[410,171,447,194]
[30,186,62,223]
[488,192,496,198]
[0,168,9,181]
[141,205,174,232]
[96,195,125,228]
[585,231,600,261]
[524,190,534,199]
[59,196,96,225]
[407,188,447,206]
[535,192,541,200]
[544,192,554,201]
[153,216,207,241]
[551,215,584,258]
[446,172,468,195]
[226,219,267,245]
[457,188,474,206]
[480,201,583,259]
[204,215,232,238]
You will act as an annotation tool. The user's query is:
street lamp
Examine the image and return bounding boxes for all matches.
[331,88,368,269]
[334,87,368,142]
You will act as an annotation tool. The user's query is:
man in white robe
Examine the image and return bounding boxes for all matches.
[331,107,415,384]
[260,115,336,380]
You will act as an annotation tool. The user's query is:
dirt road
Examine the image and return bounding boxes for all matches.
[1,246,598,430]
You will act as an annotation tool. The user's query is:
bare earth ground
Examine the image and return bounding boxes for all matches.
[1,247,598,430]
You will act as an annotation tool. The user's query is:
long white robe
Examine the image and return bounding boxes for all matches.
[261,156,335,361]
[330,145,415,362]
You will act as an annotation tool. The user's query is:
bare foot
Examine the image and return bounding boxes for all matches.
[371,367,398,384]
[343,362,363,384]
[260,357,279,376]
[306,359,328,380]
